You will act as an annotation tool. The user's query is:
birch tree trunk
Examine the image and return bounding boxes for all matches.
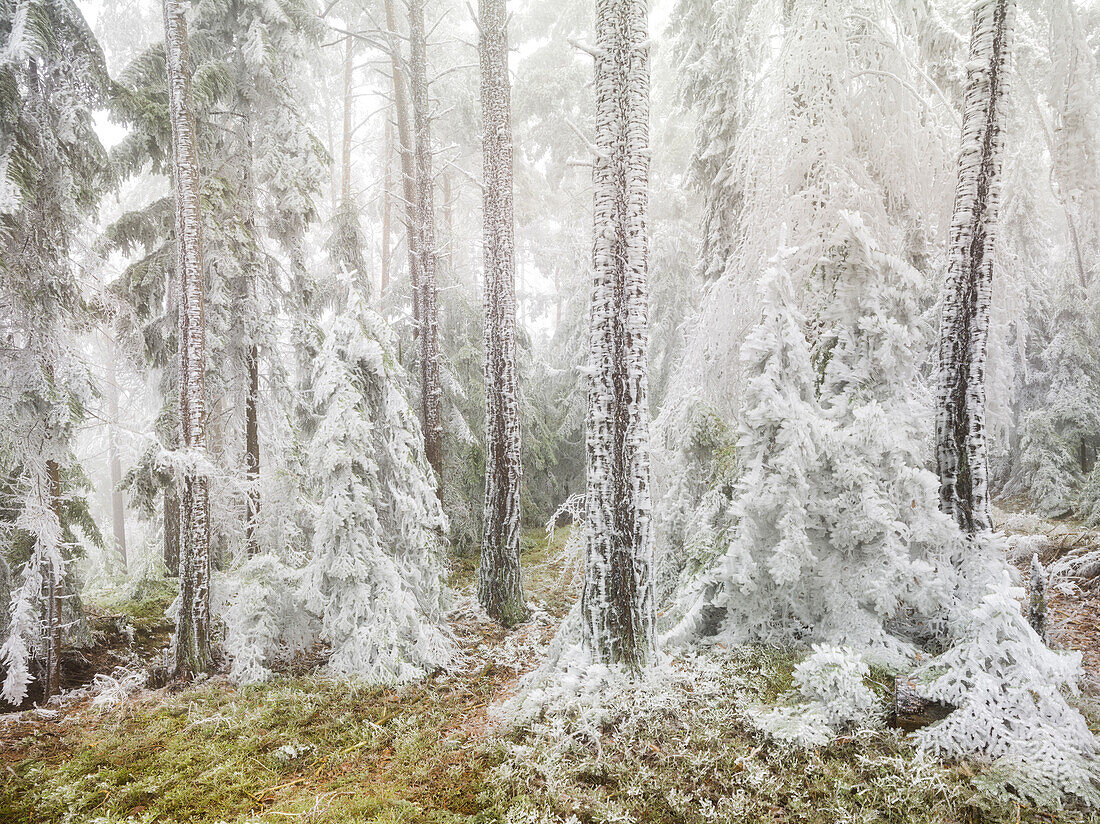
[935,0,1014,536]
[383,0,420,332]
[477,0,525,627]
[163,0,212,677]
[580,0,656,672]
[408,0,444,488]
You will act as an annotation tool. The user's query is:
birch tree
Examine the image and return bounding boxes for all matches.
[935,0,1015,536]
[408,0,444,488]
[581,0,656,671]
[477,0,525,627]
[163,0,212,677]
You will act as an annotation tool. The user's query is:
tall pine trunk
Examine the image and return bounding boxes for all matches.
[935,0,1014,536]
[341,34,354,204]
[381,112,393,298]
[164,0,212,677]
[581,0,656,672]
[163,486,180,576]
[245,343,260,553]
[383,0,420,331]
[409,0,444,488]
[477,0,525,627]
[43,460,62,699]
[106,358,127,570]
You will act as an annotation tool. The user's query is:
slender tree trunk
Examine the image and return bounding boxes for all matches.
[935,0,1014,536]
[442,169,454,275]
[408,0,444,488]
[477,0,525,627]
[106,359,127,571]
[383,0,420,333]
[245,343,260,554]
[341,34,354,204]
[43,460,62,700]
[381,112,393,298]
[581,0,656,672]
[164,486,180,575]
[164,0,212,677]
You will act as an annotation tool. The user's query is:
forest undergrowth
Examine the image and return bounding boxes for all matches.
[1,526,1097,824]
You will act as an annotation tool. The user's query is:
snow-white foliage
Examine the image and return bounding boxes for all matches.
[668,0,954,419]
[669,238,957,665]
[745,645,880,748]
[220,554,313,685]
[913,549,1100,806]
[90,667,147,712]
[1,465,65,704]
[298,292,455,684]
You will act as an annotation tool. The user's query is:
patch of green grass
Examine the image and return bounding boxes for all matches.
[0,675,505,824]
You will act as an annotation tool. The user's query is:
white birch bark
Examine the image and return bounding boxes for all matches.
[477,0,525,627]
[163,0,212,676]
[935,0,1014,536]
[408,0,444,487]
[581,0,656,671]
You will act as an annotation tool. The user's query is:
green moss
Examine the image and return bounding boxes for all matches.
[4,532,1098,824]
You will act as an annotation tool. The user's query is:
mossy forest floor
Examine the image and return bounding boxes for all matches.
[1,526,1098,824]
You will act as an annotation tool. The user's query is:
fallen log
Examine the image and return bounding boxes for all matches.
[890,677,954,732]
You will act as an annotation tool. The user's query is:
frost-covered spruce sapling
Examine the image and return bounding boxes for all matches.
[299,290,454,684]
[746,645,881,748]
[670,227,958,664]
[812,214,960,651]
[668,251,836,650]
[912,558,1100,806]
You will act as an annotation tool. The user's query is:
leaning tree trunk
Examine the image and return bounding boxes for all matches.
[580,0,656,672]
[383,0,420,331]
[164,0,212,677]
[935,0,1014,536]
[408,0,444,489]
[477,0,525,627]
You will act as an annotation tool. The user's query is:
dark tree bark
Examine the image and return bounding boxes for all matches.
[163,486,180,576]
[245,343,260,554]
[164,0,212,677]
[477,0,525,627]
[580,0,656,672]
[935,0,1014,536]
